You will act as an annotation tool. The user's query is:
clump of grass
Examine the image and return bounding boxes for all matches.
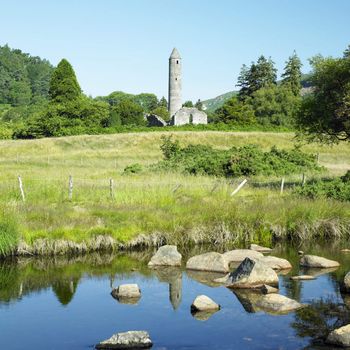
[0,215,19,257]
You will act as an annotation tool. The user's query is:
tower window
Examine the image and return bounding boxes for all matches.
[176,60,179,64]
[175,78,177,81]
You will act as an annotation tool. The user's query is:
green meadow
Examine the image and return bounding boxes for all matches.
[0,131,349,256]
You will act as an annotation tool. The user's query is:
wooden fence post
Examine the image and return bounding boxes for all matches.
[68,175,73,200]
[172,184,182,193]
[18,175,25,202]
[231,179,247,196]
[280,177,285,194]
[109,178,114,199]
[302,173,306,186]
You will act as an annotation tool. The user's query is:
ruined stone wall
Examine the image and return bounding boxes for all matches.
[171,107,207,126]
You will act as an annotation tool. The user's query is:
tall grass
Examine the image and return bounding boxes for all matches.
[0,213,19,257]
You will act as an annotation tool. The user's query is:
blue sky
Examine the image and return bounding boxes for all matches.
[1,0,349,101]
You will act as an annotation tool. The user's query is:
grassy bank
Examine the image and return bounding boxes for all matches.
[0,131,349,256]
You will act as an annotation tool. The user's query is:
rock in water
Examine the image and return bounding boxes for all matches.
[258,256,292,270]
[96,330,152,349]
[342,271,350,292]
[191,295,220,312]
[222,249,263,266]
[148,245,182,267]
[326,324,350,347]
[255,294,304,314]
[300,255,340,268]
[225,257,279,289]
[111,284,141,301]
[260,284,279,294]
[249,244,273,253]
[290,275,316,281]
[186,252,229,273]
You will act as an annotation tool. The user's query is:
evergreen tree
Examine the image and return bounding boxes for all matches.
[344,44,350,58]
[49,59,81,103]
[158,96,168,108]
[237,56,277,100]
[183,100,193,107]
[195,99,203,111]
[281,51,302,96]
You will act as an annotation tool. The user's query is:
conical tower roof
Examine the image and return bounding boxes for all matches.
[169,47,181,59]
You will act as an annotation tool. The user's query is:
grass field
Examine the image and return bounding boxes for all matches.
[0,131,349,255]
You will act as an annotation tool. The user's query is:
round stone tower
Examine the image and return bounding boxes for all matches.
[168,48,182,118]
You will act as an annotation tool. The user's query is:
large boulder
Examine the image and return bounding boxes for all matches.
[148,245,182,267]
[258,256,292,270]
[96,330,152,349]
[186,252,229,273]
[249,244,273,253]
[222,249,263,266]
[111,284,141,302]
[255,294,304,314]
[191,295,220,312]
[326,324,350,347]
[225,257,279,289]
[300,255,340,268]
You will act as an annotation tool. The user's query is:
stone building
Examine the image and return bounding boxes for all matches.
[168,48,207,126]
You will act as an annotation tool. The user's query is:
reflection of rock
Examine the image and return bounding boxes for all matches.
[300,255,340,268]
[153,267,182,310]
[343,272,350,293]
[225,257,279,289]
[255,294,305,315]
[326,324,350,347]
[232,290,264,313]
[301,267,339,277]
[186,252,229,273]
[191,295,220,312]
[111,284,141,304]
[95,330,152,349]
[191,310,219,321]
[249,244,272,253]
[186,270,226,287]
[222,249,263,266]
[148,245,182,267]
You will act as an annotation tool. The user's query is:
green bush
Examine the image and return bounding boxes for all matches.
[154,137,322,177]
[124,163,143,174]
[296,171,350,201]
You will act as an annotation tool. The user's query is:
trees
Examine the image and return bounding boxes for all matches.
[248,84,301,127]
[158,96,168,108]
[281,51,302,96]
[182,100,193,107]
[297,50,350,142]
[237,55,277,100]
[195,99,203,111]
[150,106,170,121]
[133,93,158,112]
[214,96,256,125]
[111,99,145,126]
[48,59,81,102]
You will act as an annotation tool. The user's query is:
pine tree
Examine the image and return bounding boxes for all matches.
[281,51,302,96]
[344,45,350,58]
[158,96,168,108]
[237,56,277,100]
[49,59,81,102]
[195,99,203,110]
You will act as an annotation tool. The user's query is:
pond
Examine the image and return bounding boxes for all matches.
[1,243,350,350]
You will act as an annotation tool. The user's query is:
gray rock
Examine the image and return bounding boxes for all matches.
[186,252,229,273]
[343,272,350,293]
[326,324,350,347]
[258,256,292,270]
[249,244,273,253]
[290,275,316,281]
[191,295,220,312]
[148,245,182,267]
[96,330,152,349]
[222,249,263,266]
[300,255,340,268]
[111,284,141,302]
[260,284,279,294]
[225,257,279,289]
[255,294,305,314]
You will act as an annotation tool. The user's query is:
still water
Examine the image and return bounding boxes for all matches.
[1,244,350,350]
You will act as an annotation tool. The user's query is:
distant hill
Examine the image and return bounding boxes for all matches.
[202,74,313,112]
[202,91,237,112]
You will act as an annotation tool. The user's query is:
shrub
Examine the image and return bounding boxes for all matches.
[154,137,322,177]
[124,163,143,174]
